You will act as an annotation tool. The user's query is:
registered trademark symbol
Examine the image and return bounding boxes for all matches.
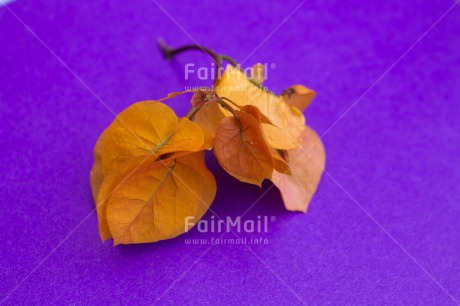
[270,216,276,222]
[270,63,276,69]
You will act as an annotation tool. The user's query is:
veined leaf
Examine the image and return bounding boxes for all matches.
[99,151,216,244]
[100,101,204,177]
[239,105,271,124]
[272,126,325,212]
[95,155,156,241]
[271,149,291,175]
[214,110,273,186]
[216,66,305,150]
[192,100,225,148]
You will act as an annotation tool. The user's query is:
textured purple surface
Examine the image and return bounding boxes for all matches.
[1,0,460,304]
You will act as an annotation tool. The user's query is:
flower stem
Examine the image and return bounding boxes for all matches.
[220,97,241,109]
[159,39,239,87]
[185,105,202,120]
[216,98,242,130]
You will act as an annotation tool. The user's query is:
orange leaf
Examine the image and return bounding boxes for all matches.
[99,101,204,177]
[238,105,299,157]
[96,153,187,241]
[271,149,291,175]
[281,85,316,112]
[192,100,225,147]
[240,105,271,124]
[95,155,154,241]
[214,110,274,186]
[216,66,305,150]
[260,124,300,150]
[272,126,325,212]
[91,101,206,241]
[103,151,216,245]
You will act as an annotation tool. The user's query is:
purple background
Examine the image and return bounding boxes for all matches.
[1,0,459,304]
